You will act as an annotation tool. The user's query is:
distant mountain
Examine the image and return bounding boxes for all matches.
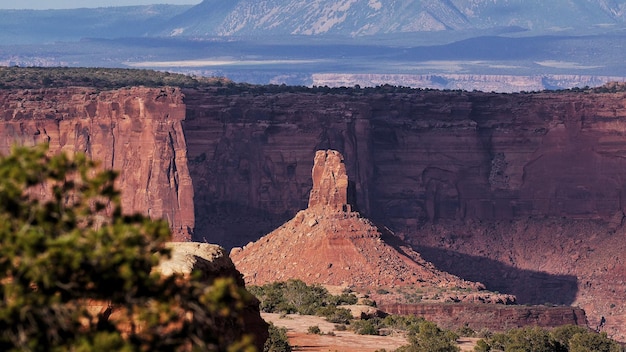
[0,5,191,44]
[162,0,626,37]
[1,0,625,91]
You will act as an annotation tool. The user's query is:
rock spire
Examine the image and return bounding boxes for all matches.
[230,150,484,292]
[308,150,352,211]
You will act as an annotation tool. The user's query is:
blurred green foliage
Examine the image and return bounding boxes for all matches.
[0,144,256,351]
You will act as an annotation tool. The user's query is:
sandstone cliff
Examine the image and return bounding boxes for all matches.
[4,85,626,340]
[182,87,626,341]
[379,303,587,333]
[182,87,626,243]
[0,87,194,241]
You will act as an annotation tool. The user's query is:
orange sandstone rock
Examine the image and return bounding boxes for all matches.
[230,150,482,291]
[0,87,194,241]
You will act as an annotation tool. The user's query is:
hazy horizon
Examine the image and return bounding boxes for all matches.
[0,0,201,10]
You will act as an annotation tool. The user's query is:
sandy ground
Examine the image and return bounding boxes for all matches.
[262,313,479,352]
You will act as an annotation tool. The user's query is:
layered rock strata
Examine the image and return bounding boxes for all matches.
[231,150,485,291]
[0,87,193,241]
[3,85,626,340]
[182,87,626,341]
[379,303,587,332]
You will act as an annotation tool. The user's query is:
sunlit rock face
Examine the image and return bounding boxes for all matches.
[0,87,194,241]
[231,149,485,292]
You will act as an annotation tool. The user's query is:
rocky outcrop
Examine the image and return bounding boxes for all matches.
[157,243,269,350]
[0,87,194,241]
[308,150,351,211]
[231,150,485,291]
[379,303,588,332]
[87,242,269,350]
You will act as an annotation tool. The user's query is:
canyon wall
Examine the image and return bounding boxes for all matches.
[0,87,194,241]
[182,87,626,341]
[379,303,588,332]
[378,303,587,332]
[183,87,626,245]
[2,86,625,340]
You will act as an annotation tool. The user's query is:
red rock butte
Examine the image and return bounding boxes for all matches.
[231,150,483,290]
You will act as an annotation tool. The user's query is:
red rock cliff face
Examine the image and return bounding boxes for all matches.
[0,87,194,241]
[182,87,626,341]
[183,88,626,242]
[379,303,587,332]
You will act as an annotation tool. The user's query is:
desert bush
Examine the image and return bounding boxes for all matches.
[396,320,460,352]
[361,298,377,307]
[307,325,322,335]
[474,325,624,352]
[316,305,354,324]
[264,323,292,352]
[334,324,347,331]
[569,331,623,352]
[456,324,477,337]
[351,318,381,335]
[551,325,590,349]
[381,314,426,331]
[249,279,358,319]
[330,291,359,305]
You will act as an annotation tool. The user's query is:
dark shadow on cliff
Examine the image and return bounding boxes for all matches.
[412,245,579,306]
[193,201,295,250]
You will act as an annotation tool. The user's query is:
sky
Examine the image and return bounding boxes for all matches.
[0,0,202,9]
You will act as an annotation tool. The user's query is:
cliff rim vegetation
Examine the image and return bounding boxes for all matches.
[2,66,625,94]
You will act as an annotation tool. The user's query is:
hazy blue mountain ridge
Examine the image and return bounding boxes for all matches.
[162,0,626,37]
[1,0,625,91]
[0,5,192,44]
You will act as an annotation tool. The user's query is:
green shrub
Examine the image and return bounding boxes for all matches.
[456,325,477,337]
[334,324,347,331]
[307,325,322,335]
[249,279,358,319]
[264,323,292,352]
[551,325,589,349]
[351,319,381,335]
[362,298,377,307]
[569,331,623,352]
[474,325,624,352]
[316,305,354,324]
[398,320,460,352]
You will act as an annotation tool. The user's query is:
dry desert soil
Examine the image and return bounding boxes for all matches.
[262,313,479,352]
